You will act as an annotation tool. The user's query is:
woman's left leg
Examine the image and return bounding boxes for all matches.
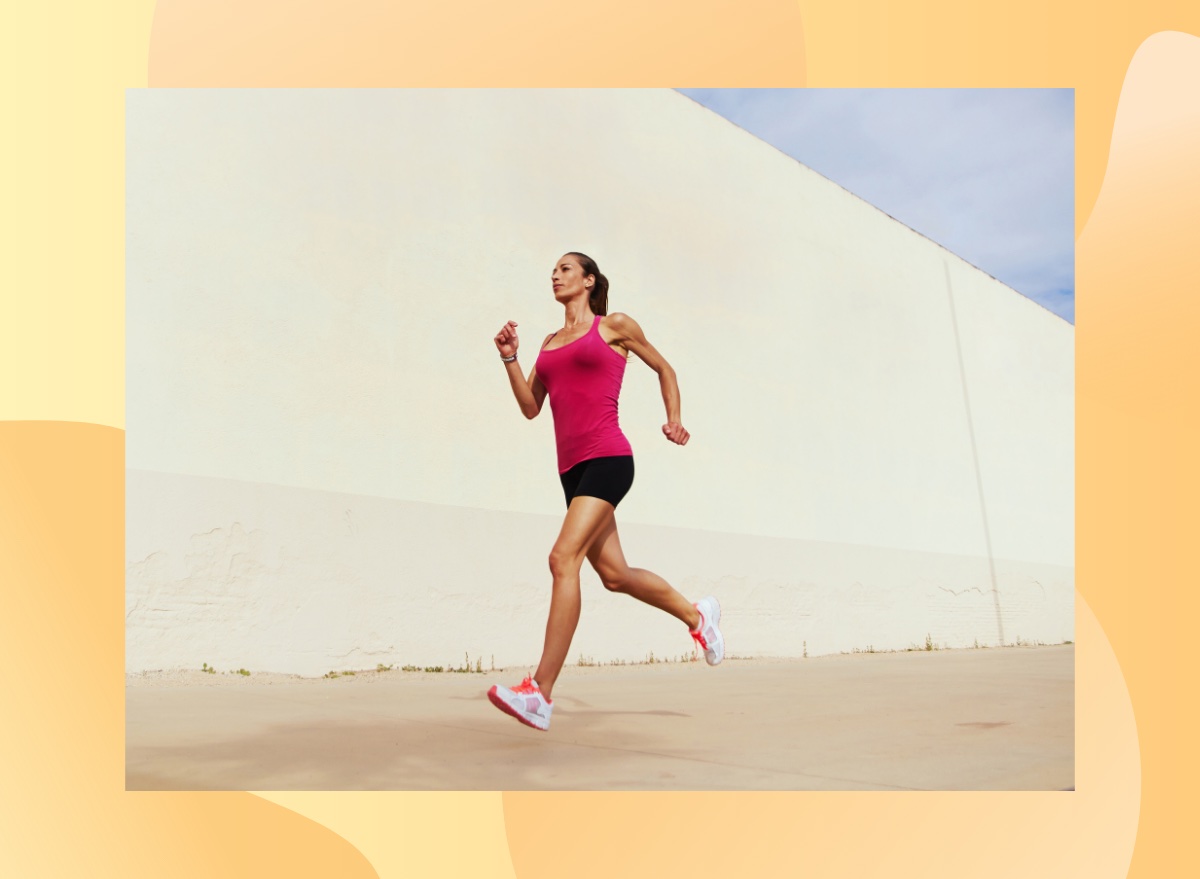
[531,495,620,699]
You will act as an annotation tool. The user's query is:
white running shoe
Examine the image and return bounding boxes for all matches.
[690,596,724,666]
[488,675,553,731]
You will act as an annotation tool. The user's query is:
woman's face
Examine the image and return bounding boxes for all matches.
[551,255,592,303]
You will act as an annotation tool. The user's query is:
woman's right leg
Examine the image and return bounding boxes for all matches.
[586,517,702,630]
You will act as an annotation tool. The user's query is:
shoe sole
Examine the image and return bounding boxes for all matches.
[703,597,724,666]
[488,686,550,731]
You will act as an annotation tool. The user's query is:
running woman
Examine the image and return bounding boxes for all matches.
[487,252,724,731]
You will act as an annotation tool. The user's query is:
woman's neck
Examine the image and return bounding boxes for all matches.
[562,299,594,329]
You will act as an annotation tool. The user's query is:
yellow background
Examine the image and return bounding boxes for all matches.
[4,0,1197,875]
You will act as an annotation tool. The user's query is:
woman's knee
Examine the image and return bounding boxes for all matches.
[596,564,629,593]
[548,545,583,579]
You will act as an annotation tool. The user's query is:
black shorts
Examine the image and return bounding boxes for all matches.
[559,455,635,509]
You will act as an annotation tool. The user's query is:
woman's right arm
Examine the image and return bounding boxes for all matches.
[495,320,549,419]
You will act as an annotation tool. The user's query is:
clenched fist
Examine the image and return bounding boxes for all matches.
[494,320,519,359]
[662,422,690,446]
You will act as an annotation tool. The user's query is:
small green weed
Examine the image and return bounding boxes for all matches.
[449,653,486,674]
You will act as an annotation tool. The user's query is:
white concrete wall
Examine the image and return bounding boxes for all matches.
[126,90,1074,675]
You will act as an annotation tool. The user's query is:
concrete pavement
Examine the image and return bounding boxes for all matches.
[125,645,1073,791]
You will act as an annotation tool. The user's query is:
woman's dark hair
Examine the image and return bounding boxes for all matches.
[567,251,609,316]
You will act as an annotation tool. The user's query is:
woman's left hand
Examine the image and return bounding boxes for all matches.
[662,422,690,445]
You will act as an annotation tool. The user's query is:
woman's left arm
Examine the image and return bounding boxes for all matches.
[604,313,690,446]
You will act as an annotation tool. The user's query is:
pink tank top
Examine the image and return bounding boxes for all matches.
[535,314,634,473]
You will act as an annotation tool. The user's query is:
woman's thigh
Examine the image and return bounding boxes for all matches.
[550,495,617,570]
[585,516,629,585]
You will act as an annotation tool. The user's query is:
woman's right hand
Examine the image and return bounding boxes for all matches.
[494,320,520,359]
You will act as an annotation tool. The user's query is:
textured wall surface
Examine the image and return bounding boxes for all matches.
[126,89,1074,674]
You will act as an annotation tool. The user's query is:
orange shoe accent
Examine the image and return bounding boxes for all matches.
[690,608,710,650]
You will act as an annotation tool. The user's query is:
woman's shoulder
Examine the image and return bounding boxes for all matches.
[602,312,636,330]
[601,312,643,337]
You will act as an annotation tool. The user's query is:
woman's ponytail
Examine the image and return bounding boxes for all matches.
[568,251,609,316]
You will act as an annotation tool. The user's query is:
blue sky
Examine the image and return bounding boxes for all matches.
[676,89,1075,324]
